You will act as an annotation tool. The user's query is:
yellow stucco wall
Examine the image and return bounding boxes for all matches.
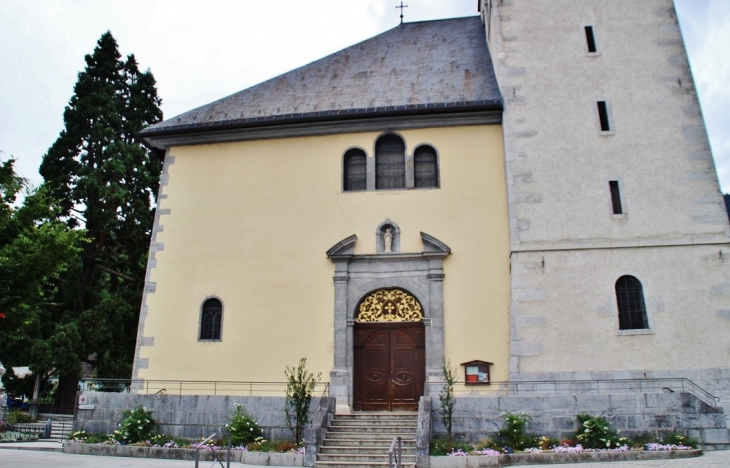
[139,124,510,387]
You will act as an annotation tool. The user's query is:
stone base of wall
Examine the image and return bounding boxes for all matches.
[511,366,730,423]
[62,442,304,466]
[431,392,729,450]
[75,392,314,441]
[429,450,702,467]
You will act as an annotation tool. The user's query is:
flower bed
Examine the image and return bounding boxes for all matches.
[62,442,305,466]
[430,448,702,468]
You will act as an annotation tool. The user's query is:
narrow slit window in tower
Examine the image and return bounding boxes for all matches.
[609,181,623,214]
[597,101,611,132]
[585,26,597,53]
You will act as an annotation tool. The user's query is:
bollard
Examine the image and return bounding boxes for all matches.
[227,434,232,468]
[194,447,200,468]
[44,419,52,439]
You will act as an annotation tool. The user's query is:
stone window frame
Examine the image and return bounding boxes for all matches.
[199,296,224,342]
[340,132,441,193]
[609,272,655,336]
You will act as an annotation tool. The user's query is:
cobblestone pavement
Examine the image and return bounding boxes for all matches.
[1,450,729,468]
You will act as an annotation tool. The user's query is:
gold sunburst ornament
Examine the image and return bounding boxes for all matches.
[356,289,424,322]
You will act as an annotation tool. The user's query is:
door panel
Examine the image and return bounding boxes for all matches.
[354,322,425,411]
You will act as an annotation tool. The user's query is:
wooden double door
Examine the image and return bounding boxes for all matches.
[353,322,425,411]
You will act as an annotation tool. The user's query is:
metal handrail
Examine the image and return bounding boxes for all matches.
[80,379,330,398]
[388,436,402,468]
[425,377,719,407]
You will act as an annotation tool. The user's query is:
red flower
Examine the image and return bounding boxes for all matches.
[0,312,4,318]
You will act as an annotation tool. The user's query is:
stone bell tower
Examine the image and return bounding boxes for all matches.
[479,0,730,402]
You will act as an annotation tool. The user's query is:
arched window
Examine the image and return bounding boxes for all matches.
[343,148,367,191]
[199,298,223,341]
[615,276,648,330]
[414,145,439,188]
[375,134,406,190]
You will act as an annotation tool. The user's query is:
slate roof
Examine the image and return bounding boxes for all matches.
[141,16,501,137]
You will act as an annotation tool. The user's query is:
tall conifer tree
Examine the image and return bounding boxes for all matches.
[39,31,163,409]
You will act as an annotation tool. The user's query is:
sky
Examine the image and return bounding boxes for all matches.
[1,0,729,192]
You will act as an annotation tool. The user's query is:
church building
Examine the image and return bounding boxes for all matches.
[134,0,730,416]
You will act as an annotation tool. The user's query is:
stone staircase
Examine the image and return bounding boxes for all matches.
[316,412,418,468]
[38,414,74,440]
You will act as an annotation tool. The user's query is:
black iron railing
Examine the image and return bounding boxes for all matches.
[80,379,329,398]
[425,378,719,407]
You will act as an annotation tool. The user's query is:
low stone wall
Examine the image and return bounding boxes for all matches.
[429,449,702,467]
[511,366,730,425]
[430,392,729,450]
[75,392,315,440]
[62,442,304,465]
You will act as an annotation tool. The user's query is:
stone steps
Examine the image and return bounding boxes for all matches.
[315,412,418,468]
[320,445,416,453]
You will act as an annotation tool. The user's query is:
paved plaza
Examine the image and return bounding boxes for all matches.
[1,447,730,468]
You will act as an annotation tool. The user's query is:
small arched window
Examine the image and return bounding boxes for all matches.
[615,276,648,330]
[375,134,406,190]
[343,148,367,191]
[200,298,223,341]
[414,145,439,188]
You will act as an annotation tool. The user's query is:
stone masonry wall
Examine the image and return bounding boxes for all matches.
[75,392,315,441]
[430,392,728,449]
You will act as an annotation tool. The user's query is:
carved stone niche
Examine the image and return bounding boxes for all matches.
[376,219,400,254]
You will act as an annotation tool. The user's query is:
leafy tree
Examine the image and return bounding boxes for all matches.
[0,158,82,381]
[37,31,163,409]
[284,358,321,444]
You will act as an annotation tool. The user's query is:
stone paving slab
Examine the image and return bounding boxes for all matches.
[1,448,730,468]
[529,450,730,467]
[0,441,62,452]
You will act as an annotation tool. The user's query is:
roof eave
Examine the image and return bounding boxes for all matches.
[139,99,503,149]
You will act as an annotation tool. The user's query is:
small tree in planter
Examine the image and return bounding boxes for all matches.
[439,359,457,440]
[284,357,321,444]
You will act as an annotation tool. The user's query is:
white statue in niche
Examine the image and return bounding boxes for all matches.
[384,228,393,253]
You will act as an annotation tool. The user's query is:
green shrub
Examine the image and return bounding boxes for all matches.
[661,432,698,448]
[473,438,501,451]
[533,435,560,450]
[625,432,654,448]
[86,433,111,444]
[8,410,35,424]
[574,414,625,449]
[430,437,472,455]
[112,405,156,443]
[496,412,532,450]
[225,404,264,446]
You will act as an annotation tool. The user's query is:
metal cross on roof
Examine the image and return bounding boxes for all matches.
[396,1,408,24]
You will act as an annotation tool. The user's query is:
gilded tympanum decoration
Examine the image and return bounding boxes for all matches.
[356,289,424,322]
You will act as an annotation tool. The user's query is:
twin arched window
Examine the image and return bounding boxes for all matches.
[343,134,439,191]
[199,298,223,341]
[615,276,648,330]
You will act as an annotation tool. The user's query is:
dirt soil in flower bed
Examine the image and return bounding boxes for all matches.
[429,449,703,467]
[62,442,304,466]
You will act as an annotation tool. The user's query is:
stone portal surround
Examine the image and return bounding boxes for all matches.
[326,232,450,413]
